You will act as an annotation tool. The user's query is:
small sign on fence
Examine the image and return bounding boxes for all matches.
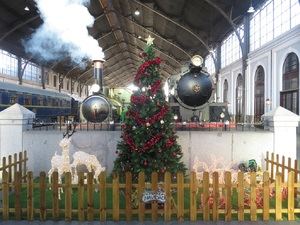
[142,188,166,203]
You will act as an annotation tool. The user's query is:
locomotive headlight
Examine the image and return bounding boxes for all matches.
[90,83,100,93]
[191,55,203,67]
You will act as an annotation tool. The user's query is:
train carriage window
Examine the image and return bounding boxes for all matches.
[53,76,57,87]
[10,95,18,104]
[43,97,47,106]
[48,97,52,106]
[38,97,43,106]
[24,95,32,105]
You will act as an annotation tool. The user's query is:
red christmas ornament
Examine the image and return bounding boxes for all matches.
[166,138,175,148]
[139,52,148,58]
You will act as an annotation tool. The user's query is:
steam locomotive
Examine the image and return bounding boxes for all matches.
[170,55,230,122]
[0,82,80,122]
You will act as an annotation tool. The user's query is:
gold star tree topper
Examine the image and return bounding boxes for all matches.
[146,35,155,45]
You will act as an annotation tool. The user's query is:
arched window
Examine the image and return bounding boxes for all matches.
[223,79,228,103]
[280,52,299,114]
[254,66,265,122]
[236,74,243,122]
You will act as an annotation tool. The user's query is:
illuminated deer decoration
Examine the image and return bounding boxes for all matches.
[70,151,106,184]
[192,155,238,184]
[48,122,76,199]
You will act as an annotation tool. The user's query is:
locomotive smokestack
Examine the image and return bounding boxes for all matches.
[93,60,104,93]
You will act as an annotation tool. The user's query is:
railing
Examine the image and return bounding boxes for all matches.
[0,150,28,183]
[32,121,265,132]
[0,170,299,221]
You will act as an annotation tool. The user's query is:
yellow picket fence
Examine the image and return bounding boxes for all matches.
[0,170,299,221]
[0,151,28,183]
[265,151,299,182]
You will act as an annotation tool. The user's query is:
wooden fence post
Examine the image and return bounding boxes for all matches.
[237,172,244,221]
[77,172,85,221]
[271,153,274,180]
[15,171,22,220]
[2,171,9,220]
[190,171,197,221]
[281,156,285,181]
[125,172,132,221]
[52,171,59,219]
[288,157,292,173]
[39,171,46,221]
[266,151,269,171]
[8,155,12,186]
[164,172,172,221]
[99,171,106,221]
[275,172,282,221]
[18,152,22,180]
[276,154,279,174]
[294,160,298,183]
[288,171,295,220]
[263,171,270,221]
[250,172,257,221]
[23,151,27,182]
[203,171,209,221]
[138,172,145,222]
[212,172,219,221]
[14,153,17,179]
[112,173,119,221]
[151,172,158,222]
[2,156,6,175]
[27,171,33,221]
[65,172,72,221]
[225,171,232,221]
[177,172,184,222]
[87,172,94,221]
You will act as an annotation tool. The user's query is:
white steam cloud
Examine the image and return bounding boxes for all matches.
[25,0,104,64]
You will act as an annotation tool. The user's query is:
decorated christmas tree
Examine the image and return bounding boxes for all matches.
[113,36,186,176]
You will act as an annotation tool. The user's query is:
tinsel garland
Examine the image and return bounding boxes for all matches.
[123,133,137,151]
[131,94,149,104]
[124,133,162,152]
[128,106,169,126]
[134,57,161,84]
[150,80,161,95]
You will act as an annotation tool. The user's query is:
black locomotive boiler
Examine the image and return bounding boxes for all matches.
[172,55,230,122]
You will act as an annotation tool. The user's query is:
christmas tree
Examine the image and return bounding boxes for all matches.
[113,36,186,177]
